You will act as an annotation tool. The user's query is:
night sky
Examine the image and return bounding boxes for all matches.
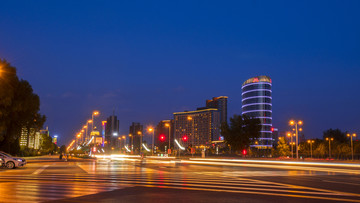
[1,1,359,146]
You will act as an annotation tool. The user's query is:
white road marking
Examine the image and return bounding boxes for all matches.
[32,165,50,175]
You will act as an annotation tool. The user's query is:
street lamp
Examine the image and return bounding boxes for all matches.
[307,140,315,159]
[165,123,171,154]
[187,116,194,156]
[347,133,356,161]
[83,125,88,143]
[287,132,294,159]
[122,135,126,151]
[91,111,100,131]
[325,137,334,159]
[138,131,142,154]
[148,127,154,155]
[129,134,133,153]
[289,120,303,160]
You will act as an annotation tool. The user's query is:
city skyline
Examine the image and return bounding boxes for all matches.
[1,1,359,145]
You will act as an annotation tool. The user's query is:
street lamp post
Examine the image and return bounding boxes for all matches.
[307,140,315,159]
[122,136,126,153]
[187,116,194,157]
[347,133,356,161]
[83,125,88,143]
[148,128,154,156]
[91,111,99,131]
[165,123,171,154]
[287,132,294,159]
[129,134,133,153]
[138,131,142,154]
[289,120,303,160]
[87,120,92,142]
[325,137,334,159]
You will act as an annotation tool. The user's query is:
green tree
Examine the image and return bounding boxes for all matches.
[314,142,327,158]
[323,129,347,143]
[221,114,261,154]
[39,133,54,154]
[0,59,46,154]
[276,137,290,157]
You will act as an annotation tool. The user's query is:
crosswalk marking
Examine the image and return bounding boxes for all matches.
[32,165,50,175]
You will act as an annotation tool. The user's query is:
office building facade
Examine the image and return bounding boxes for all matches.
[242,76,273,148]
[206,96,228,124]
[173,108,220,147]
[129,122,143,153]
[154,120,174,151]
[105,115,120,149]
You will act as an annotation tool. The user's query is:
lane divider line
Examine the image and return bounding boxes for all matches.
[32,165,50,175]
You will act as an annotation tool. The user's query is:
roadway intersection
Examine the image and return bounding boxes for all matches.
[0,156,359,202]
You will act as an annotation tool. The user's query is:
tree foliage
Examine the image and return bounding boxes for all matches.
[221,114,261,153]
[275,137,290,157]
[0,59,46,154]
[323,128,347,143]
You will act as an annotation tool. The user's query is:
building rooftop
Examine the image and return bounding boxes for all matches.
[242,75,272,86]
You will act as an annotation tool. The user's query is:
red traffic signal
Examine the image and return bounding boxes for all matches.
[271,127,274,132]
[182,135,188,141]
[242,149,247,155]
[159,135,165,142]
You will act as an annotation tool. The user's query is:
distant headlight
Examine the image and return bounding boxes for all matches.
[18,159,22,162]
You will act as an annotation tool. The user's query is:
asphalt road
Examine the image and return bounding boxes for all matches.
[0,156,359,202]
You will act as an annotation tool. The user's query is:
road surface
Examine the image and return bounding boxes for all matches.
[0,156,359,202]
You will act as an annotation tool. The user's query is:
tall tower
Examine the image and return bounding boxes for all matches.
[242,76,272,148]
[105,115,120,149]
[206,96,228,124]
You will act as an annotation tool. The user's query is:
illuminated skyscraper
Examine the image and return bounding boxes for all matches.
[205,96,228,124]
[242,76,273,149]
[173,108,220,147]
[105,115,119,149]
[129,122,143,153]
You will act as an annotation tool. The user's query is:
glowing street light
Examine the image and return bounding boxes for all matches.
[307,140,315,159]
[138,131,142,153]
[148,127,154,155]
[165,123,171,154]
[289,120,303,160]
[347,133,357,161]
[188,116,195,156]
[287,132,294,158]
[91,111,100,131]
[325,137,334,159]
[129,134,133,153]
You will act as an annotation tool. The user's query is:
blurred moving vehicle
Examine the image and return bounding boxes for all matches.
[0,156,4,167]
[0,151,26,169]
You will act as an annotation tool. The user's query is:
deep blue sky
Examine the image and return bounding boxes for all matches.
[1,1,359,145]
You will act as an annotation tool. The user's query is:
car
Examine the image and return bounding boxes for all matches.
[0,151,26,169]
[0,157,4,167]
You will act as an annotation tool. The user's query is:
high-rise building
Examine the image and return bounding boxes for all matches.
[20,127,29,147]
[154,120,174,151]
[174,108,220,147]
[242,75,273,149]
[129,122,143,153]
[20,127,41,149]
[52,135,58,145]
[34,132,41,149]
[105,115,120,149]
[206,96,228,124]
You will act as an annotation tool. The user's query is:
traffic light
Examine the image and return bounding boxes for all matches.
[182,135,188,141]
[159,134,165,142]
[271,127,274,132]
[242,149,247,155]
